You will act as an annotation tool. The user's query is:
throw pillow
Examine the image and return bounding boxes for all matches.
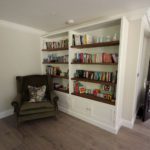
[28,85,46,102]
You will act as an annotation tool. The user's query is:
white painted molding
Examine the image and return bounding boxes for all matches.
[121,115,136,129]
[59,106,118,134]
[0,20,46,35]
[121,119,134,129]
[0,109,14,119]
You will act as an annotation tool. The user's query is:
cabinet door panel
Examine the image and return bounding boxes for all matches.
[72,96,91,116]
[91,101,115,125]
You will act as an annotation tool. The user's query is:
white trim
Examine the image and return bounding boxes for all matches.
[59,106,118,134]
[121,114,136,129]
[0,109,14,119]
[121,119,134,129]
[0,20,46,35]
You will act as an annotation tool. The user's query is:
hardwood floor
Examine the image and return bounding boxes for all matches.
[0,112,150,150]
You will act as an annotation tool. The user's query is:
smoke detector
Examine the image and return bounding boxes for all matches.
[66,19,75,25]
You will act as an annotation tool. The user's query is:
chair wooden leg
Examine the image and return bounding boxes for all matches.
[17,118,21,128]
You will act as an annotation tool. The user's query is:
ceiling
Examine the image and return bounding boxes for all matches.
[0,0,150,32]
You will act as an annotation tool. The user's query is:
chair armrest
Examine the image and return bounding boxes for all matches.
[52,96,59,110]
[11,94,22,113]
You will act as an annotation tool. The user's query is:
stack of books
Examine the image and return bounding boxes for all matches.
[73,53,118,63]
[46,39,68,49]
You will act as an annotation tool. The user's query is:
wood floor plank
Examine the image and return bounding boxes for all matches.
[0,112,150,150]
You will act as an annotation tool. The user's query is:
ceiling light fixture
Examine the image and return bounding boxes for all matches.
[66,19,75,25]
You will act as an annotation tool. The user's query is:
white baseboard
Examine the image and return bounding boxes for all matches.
[121,115,136,129]
[0,109,14,119]
[59,106,117,134]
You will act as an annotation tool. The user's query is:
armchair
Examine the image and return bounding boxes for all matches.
[11,75,59,124]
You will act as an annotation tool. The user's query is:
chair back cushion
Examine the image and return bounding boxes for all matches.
[17,75,51,102]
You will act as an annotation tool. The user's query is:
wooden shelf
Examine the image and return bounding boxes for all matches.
[71,62,118,65]
[43,62,68,64]
[71,41,119,49]
[42,47,68,51]
[71,77,116,86]
[49,75,69,79]
[71,93,115,105]
[54,88,69,94]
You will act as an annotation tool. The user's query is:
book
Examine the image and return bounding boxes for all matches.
[72,34,75,46]
[102,53,113,63]
[75,35,81,45]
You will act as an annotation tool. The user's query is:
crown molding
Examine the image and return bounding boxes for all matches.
[0,20,46,35]
[43,7,149,38]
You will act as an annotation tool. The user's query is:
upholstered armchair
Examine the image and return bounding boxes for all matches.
[11,75,59,124]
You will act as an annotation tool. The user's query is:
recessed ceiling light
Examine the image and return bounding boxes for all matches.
[66,19,75,25]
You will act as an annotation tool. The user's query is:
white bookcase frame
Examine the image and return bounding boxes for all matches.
[40,16,129,134]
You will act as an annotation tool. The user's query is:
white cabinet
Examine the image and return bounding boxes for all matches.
[91,101,115,126]
[72,96,92,116]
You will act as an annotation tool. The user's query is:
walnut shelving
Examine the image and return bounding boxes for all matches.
[54,88,69,94]
[71,92,115,105]
[43,62,68,64]
[49,75,69,79]
[42,47,68,51]
[71,62,118,65]
[71,41,119,49]
[71,77,116,86]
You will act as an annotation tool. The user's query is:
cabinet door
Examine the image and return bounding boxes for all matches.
[72,96,91,116]
[91,101,115,126]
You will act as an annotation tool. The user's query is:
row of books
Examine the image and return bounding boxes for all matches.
[73,81,115,100]
[73,53,118,63]
[46,66,61,76]
[74,70,117,83]
[45,39,68,49]
[43,54,68,63]
[72,34,118,46]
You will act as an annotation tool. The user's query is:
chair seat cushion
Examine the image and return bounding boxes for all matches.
[20,101,54,111]
[19,101,55,116]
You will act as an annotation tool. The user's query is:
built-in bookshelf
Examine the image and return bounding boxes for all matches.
[70,28,119,104]
[41,17,128,133]
[41,33,69,94]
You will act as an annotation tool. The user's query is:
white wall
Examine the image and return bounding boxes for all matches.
[0,24,42,115]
